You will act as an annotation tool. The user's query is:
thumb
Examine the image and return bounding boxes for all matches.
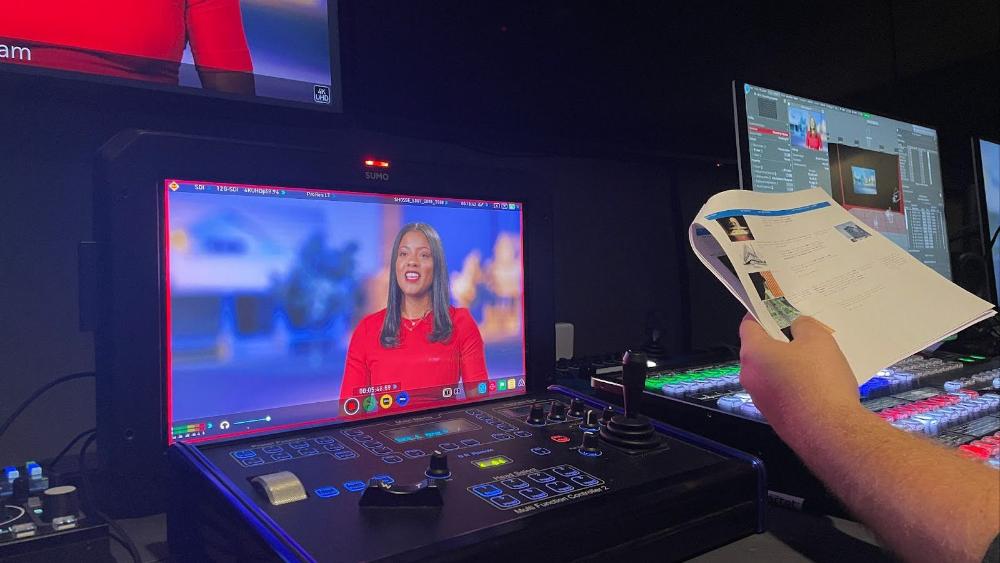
[739,313,777,348]
[789,316,834,342]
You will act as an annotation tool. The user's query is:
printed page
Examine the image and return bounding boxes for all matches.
[690,188,996,383]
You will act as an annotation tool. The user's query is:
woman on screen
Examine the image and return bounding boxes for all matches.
[339,223,488,411]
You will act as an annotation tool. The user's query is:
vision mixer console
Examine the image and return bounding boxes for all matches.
[591,354,1000,509]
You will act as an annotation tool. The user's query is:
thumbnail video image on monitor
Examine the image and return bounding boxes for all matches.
[737,83,951,280]
[0,0,340,110]
[978,139,1000,304]
[164,180,526,443]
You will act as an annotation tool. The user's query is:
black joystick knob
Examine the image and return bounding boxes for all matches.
[567,398,585,418]
[526,403,546,425]
[548,402,567,422]
[599,350,660,450]
[600,405,615,426]
[581,409,600,431]
[425,451,451,479]
[41,485,80,521]
[579,432,602,456]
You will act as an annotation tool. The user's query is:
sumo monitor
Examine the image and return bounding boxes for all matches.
[0,1,342,110]
[733,82,952,281]
[94,132,553,501]
[973,137,1000,305]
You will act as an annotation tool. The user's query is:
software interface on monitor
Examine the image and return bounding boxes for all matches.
[741,83,951,280]
[164,180,526,443]
[980,139,1000,302]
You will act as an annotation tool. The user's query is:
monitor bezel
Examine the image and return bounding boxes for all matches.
[972,136,1000,306]
[95,130,554,470]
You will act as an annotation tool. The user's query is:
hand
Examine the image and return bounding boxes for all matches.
[738,314,860,430]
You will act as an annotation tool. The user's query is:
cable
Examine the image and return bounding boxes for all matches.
[47,428,97,472]
[0,505,26,527]
[0,372,96,440]
[78,434,142,563]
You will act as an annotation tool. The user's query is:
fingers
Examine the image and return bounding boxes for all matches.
[739,314,774,348]
[790,316,834,341]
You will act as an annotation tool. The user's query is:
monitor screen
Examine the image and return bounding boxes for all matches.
[1,1,340,110]
[164,180,526,443]
[736,83,951,280]
[978,139,1000,304]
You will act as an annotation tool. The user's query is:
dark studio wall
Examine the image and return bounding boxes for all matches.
[1,1,998,465]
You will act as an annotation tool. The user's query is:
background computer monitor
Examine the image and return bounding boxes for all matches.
[1,1,341,110]
[733,82,952,281]
[973,137,1000,305]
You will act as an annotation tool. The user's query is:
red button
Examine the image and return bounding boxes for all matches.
[550,435,571,443]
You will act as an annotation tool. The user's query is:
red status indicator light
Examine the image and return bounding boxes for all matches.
[364,159,390,168]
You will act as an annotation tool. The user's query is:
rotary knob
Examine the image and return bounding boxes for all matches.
[425,451,451,479]
[567,398,585,418]
[581,409,600,431]
[579,432,602,457]
[548,402,567,422]
[42,485,80,521]
[526,403,546,425]
[600,405,615,425]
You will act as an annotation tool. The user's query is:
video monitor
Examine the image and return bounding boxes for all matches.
[974,138,1000,305]
[734,82,951,280]
[164,180,526,443]
[0,1,341,110]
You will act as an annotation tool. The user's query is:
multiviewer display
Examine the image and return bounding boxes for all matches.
[164,180,526,443]
[739,83,951,280]
[0,1,340,110]
[979,139,1000,303]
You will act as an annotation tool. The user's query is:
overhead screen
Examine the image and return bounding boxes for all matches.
[164,180,526,443]
[736,83,951,281]
[0,1,341,110]
[977,139,1000,304]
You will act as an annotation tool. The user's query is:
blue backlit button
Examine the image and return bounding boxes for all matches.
[439,443,459,451]
[527,472,555,484]
[334,450,358,460]
[482,418,496,424]
[261,445,283,454]
[519,487,549,501]
[514,431,533,438]
[466,409,483,415]
[496,423,516,431]
[344,480,366,492]
[323,443,345,452]
[240,457,265,467]
[288,441,310,449]
[314,436,336,445]
[501,478,529,489]
[490,494,521,508]
[231,449,258,460]
[344,429,364,436]
[356,435,374,442]
[530,447,551,456]
[371,446,393,456]
[403,449,426,458]
[546,480,575,494]
[571,474,600,487]
[552,465,580,478]
[365,441,384,449]
[491,433,513,441]
[382,455,404,464]
[372,474,395,485]
[460,439,481,447]
[271,452,293,461]
[314,486,340,498]
[297,448,320,456]
[472,484,503,498]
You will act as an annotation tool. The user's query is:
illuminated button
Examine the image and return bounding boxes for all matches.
[546,481,575,494]
[496,423,517,431]
[472,484,502,498]
[297,448,320,456]
[261,445,283,454]
[514,430,533,438]
[314,486,340,498]
[403,449,426,458]
[460,439,481,447]
[482,417,496,424]
[365,441,384,449]
[372,474,394,485]
[232,450,257,460]
[552,465,580,478]
[345,429,364,437]
[288,442,310,449]
[334,450,358,460]
[314,436,335,445]
[491,433,513,441]
[530,447,551,456]
[528,472,555,484]
[549,435,571,443]
[439,443,459,451]
[501,478,529,489]
[519,487,549,501]
[382,455,403,464]
[323,443,345,452]
[370,446,393,456]
[465,409,482,415]
[571,474,600,487]
[356,435,374,442]
[344,480,366,492]
[240,458,265,467]
[270,452,292,461]
[490,494,521,508]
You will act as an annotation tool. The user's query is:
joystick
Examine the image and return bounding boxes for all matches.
[425,451,451,479]
[567,397,585,418]
[548,402,567,422]
[580,410,600,431]
[526,403,546,425]
[599,350,660,450]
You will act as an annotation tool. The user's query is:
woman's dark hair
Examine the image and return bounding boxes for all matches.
[380,223,452,347]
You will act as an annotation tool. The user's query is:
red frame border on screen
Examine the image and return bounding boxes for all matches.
[162,178,528,445]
